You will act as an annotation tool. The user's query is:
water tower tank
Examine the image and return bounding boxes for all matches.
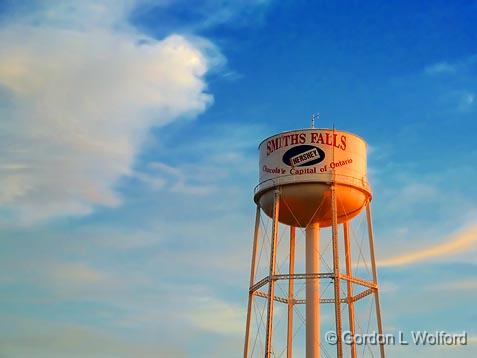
[254,128,371,227]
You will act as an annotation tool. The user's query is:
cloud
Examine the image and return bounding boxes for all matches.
[145,161,215,195]
[457,91,475,111]
[383,182,438,212]
[0,317,185,358]
[424,55,477,76]
[428,279,477,292]
[129,121,264,196]
[419,55,477,114]
[0,0,221,223]
[0,258,122,300]
[378,223,477,267]
[132,0,272,34]
[42,262,122,298]
[181,295,245,335]
[425,62,456,75]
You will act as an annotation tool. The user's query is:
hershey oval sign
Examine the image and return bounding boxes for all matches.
[282,145,325,167]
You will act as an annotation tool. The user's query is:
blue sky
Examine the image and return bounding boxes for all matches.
[0,1,476,357]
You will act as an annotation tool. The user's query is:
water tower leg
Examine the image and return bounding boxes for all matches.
[265,189,280,358]
[331,185,343,358]
[287,226,296,358]
[306,223,320,358]
[243,206,261,358]
[343,221,357,358]
[365,203,385,358]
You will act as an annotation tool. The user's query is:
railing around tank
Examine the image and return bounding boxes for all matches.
[254,172,371,196]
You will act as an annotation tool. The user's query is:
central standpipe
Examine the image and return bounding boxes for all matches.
[306,224,320,358]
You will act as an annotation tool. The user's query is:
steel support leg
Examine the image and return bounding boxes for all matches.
[343,221,357,358]
[331,185,343,358]
[287,226,296,358]
[306,223,320,358]
[244,206,262,358]
[366,203,385,358]
[265,189,280,358]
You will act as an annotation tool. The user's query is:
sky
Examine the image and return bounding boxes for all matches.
[0,0,476,357]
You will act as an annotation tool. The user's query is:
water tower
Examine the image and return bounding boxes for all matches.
[243,124,385,358]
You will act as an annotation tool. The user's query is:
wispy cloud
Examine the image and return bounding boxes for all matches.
[182,295,245,335]
[424,55,477,76]
[0,258,122,300]
[132,0,272,34]
[419,55,477,114]
[0,317,185,358]
[383,182,439,212]
[146,161,215,195]
[428,278,477,292]
[457,91,475,111]
[378,223,477,267]
[424,61,456,75]
[0,0,222,223]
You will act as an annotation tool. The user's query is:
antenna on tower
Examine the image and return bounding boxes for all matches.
[311,113,320,128]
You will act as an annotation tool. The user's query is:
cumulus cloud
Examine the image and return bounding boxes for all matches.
[378,223,477,267]
[0,0,221,222]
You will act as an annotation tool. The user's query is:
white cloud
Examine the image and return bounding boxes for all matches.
[181,295,245,335]
[0,0,221,222]
[428,279,477,292]
[0,258,123,299]
[457,91,475,111]
[133,0,272,32]
[424,55,477,76]
[146,161,215,195]
[425,61,456,75]
[422,56,477,113]
[0,317,185,358]
[391,182,438,207]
